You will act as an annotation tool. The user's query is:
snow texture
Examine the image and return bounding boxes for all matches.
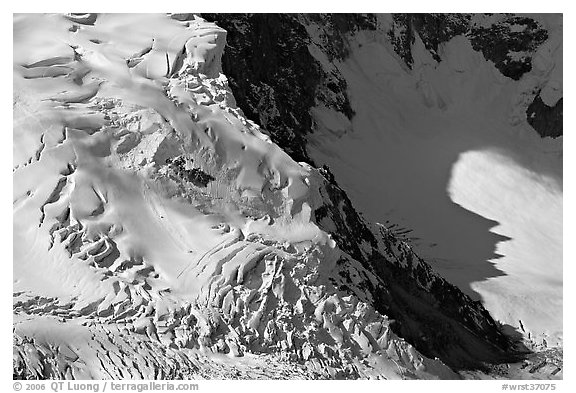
[14,13,459,380]
[13,13,562,380]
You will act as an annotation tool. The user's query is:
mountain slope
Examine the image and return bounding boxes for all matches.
[202,13,563,350]
[13,13,557,380]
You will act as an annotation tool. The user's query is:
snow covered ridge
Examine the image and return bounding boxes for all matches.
[13,13,548,380]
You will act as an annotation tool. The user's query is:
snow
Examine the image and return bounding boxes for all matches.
[449,149,562,346]
[13,13,312,307]
[13,13,461,379]
[306,20,562,347]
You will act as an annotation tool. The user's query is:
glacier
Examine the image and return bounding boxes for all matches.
[13,13,562,380]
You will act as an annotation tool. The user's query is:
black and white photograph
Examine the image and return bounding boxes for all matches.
[10,3,567,387]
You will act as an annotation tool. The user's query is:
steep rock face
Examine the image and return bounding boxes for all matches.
[526,93,563,138]
[387,14,471,67]
[298,14,379,61]
[201,14,356,163]
[468,15,548,81]
[206,13,560,144]
[387,14,549,81]
[388,14,560,137]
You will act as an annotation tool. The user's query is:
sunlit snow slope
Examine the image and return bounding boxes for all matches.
[305,14,562,347]
[13,13,471,379]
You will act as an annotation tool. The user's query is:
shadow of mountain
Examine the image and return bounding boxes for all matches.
[308,124,516,303]
[365,252,529,372]
[421,203,513,301]
[500,324,533,354]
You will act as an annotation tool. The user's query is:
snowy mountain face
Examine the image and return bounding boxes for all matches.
[203,12,563,350]
[13,13,561,380]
